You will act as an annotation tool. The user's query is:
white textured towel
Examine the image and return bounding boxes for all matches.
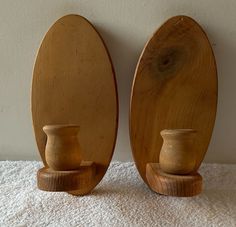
[0,161,236,227]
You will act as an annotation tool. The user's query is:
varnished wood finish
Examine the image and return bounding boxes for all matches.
[37,161,95,195]
[32,15,118,194]
[130,16,217,183]
[146,163,202,197]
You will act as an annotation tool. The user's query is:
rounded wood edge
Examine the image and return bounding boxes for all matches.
[87,16,119,190]
[146,163,202,197]
[71,15,119,193]
[37,162,96,195]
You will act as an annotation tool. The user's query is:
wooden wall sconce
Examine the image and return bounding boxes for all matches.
[130,16,217,197]
[31,15,118,195]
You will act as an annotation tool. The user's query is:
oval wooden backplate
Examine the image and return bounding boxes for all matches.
[130,16,217,184]
[32,15,118,194]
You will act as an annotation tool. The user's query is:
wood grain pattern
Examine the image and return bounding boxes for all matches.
[37,161,95,194]
[130,15,217,183]
[32,15,118,194]
[146,163,202,197]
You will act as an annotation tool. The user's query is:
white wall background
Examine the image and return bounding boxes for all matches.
[0,0,236,163]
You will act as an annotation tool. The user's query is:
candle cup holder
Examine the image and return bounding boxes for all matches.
[44,124,82,171]
[37,124,96,195]
[159,129,197,175]
[146,129,202,197]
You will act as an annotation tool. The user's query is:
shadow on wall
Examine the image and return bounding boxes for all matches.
[95,24,141,103]
[203,25,236,164]
[95,24,141,160]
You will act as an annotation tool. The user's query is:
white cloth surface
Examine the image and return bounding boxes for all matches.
[0,161,235,227]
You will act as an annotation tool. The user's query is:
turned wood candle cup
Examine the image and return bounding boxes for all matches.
[159,129,197,175]
[43,124,82,171]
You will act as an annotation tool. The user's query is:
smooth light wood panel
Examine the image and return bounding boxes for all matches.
[146,163,202,197]
[32,15,118,194]
[130,15,217,183]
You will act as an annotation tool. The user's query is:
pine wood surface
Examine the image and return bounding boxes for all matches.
[130,15,217,184]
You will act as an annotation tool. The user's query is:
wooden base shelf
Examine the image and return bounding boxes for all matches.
[37,161,95,194]
[146,163,202,197]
